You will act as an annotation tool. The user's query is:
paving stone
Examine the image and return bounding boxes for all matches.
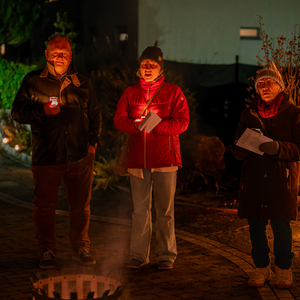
[0,151,296,299]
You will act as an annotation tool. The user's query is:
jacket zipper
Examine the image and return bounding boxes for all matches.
[286,168,290,189]
[59,78,63,104]
[144,85,151,168]
[261,173,268,219]
[249,107,266,133]
[144,130,147,168]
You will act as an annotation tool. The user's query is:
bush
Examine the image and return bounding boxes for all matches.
[0,57,36,109]
[0,109,31,154]
[91,59,138,162]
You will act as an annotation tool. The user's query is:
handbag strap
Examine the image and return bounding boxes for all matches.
[138,82,166,118]
[125,81,166,145]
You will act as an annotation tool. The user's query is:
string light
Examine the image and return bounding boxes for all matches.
[2,137,9,144]
[14,145,20,151]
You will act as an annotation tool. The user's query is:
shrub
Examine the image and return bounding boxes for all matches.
[91,60,138,162]
[0,57,36,109]
[247,15,300,105]
[0,109,31,154]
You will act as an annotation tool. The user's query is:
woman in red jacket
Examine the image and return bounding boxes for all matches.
[114,46,189,270]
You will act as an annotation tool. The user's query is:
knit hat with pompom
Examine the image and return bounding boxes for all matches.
[255,61,285,94]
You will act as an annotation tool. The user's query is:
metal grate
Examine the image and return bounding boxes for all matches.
[30,274,122,300]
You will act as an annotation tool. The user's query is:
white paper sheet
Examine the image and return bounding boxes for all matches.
[236,128,273,155]
[138,111,162,133]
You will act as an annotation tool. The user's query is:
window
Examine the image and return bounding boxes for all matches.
[119,33,128,42]
[240,27,260,40]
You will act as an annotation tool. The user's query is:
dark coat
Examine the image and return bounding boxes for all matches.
[232,93,300,220]
[11,63,101,166]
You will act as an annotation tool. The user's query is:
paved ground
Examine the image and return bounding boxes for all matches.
[0,151,298,300]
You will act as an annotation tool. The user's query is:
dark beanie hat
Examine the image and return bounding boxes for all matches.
[139,46,164,69]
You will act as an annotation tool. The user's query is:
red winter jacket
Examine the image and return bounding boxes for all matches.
[114,75,189,169]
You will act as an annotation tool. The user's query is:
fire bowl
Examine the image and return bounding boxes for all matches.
[31,274,122,300]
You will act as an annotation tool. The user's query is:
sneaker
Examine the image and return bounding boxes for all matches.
[72,248,96,266]
[275,266,293,289]
[157,261,174,270]
[126,259,147,269]
[39,250,55,270]
[248,264,271,287]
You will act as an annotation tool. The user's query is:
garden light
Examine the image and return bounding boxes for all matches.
[14,144,20,151]
[2,137,9,144]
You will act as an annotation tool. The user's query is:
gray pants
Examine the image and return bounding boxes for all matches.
[129,169,177,263]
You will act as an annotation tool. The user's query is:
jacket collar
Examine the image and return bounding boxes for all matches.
[40,62,81,87]
[140,74,165,91]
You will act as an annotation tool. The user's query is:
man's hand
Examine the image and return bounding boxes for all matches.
[259,141,279,156]
[44,101,60,115]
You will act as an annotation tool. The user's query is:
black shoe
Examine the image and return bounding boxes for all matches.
[126,258,147,269]
[157,261,173,270]
[39,250,55,270]
[72,248,96,266]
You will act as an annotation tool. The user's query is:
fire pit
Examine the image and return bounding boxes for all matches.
[31,274,122,299]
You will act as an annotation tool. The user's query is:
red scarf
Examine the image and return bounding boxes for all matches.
[257,93,283,118]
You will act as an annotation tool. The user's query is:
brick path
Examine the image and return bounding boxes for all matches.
[0,151,297,300]
[0,193,295,300]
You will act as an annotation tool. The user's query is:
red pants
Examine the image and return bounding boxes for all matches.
[31,153,94,254]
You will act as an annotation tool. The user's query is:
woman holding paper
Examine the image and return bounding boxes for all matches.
[232,61,300,289]
[114,46,189,270]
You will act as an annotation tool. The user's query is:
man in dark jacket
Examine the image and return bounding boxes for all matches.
[233,61,300,289]
[11,33,102,269]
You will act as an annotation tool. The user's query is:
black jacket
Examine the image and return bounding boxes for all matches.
[232,93,300,220]
[11,63,101,165]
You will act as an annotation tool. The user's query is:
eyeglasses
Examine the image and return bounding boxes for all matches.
[257,81,276,89]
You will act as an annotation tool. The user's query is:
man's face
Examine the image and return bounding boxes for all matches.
[257,78,281,103]
[45,39,72,77]
[140,60,161,82]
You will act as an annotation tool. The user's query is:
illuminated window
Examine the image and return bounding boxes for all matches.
[240,27,260,40]
[119,33,128,41]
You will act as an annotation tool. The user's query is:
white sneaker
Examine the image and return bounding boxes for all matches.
[275,266,292,289]
[248,264,271,287]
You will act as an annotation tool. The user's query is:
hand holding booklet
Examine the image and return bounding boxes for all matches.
[138,111,162,133]
[236,128,273,155]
